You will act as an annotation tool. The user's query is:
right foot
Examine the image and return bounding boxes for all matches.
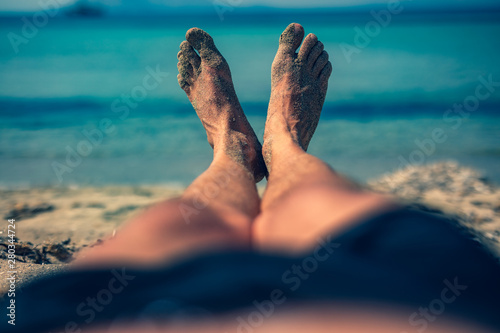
[177,28,267,182]
[263,23,332,169]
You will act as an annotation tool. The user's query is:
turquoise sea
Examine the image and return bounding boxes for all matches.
[1,12,499,186]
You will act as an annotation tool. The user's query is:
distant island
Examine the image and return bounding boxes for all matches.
[64,0,105,18]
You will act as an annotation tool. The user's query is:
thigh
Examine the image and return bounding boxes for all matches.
[72,199,251,268]
[253,184,397,253]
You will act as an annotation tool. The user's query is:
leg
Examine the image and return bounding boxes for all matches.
[253,23,397,253]
[73,28,266,268]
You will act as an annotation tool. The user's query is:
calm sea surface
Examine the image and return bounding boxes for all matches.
[1,13,499,186]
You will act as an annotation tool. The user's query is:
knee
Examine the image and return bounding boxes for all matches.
[253,184,395,252]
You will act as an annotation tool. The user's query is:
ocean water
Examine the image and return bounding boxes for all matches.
[1,13,499,187]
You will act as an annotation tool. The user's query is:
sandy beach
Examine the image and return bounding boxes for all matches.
[0,185,183,294]
[1,161,499,296]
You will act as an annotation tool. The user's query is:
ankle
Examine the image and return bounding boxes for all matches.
[262,132,304,171]
[213,133,257,170]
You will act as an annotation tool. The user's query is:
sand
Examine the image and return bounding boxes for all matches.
[1,161,499,295]
[369,161,500,258]
[0,185,183,295]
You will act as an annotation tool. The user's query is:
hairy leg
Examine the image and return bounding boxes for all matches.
[254,23,397,253]
[73,28,266,268]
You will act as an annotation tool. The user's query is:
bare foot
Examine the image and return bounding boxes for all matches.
[263,23,332,169]
[177,28,267,182]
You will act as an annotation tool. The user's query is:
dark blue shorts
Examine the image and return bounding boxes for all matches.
[2,207,500,332]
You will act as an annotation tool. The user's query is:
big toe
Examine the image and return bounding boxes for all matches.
[185,27,224,66]
[278,23,305,54]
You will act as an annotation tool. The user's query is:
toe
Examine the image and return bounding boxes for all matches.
[177,74,189,91]
[278,23,305,54]
[313,51,329,77]
[319,61,333,83]
[180,40,201,71]
[185,27,226,67]
[307,41,324,68]
[177,55,194,85]
[297,33,318,63]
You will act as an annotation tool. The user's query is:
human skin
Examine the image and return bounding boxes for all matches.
[254,23,396,253]
[69,24,493,333]
[72,27,266,268]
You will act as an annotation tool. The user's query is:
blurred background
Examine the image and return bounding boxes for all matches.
[1,0,499,187]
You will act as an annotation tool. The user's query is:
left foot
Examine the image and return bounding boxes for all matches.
[177,28,267,182]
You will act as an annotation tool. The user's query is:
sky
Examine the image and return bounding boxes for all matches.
[1,0,500,15]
